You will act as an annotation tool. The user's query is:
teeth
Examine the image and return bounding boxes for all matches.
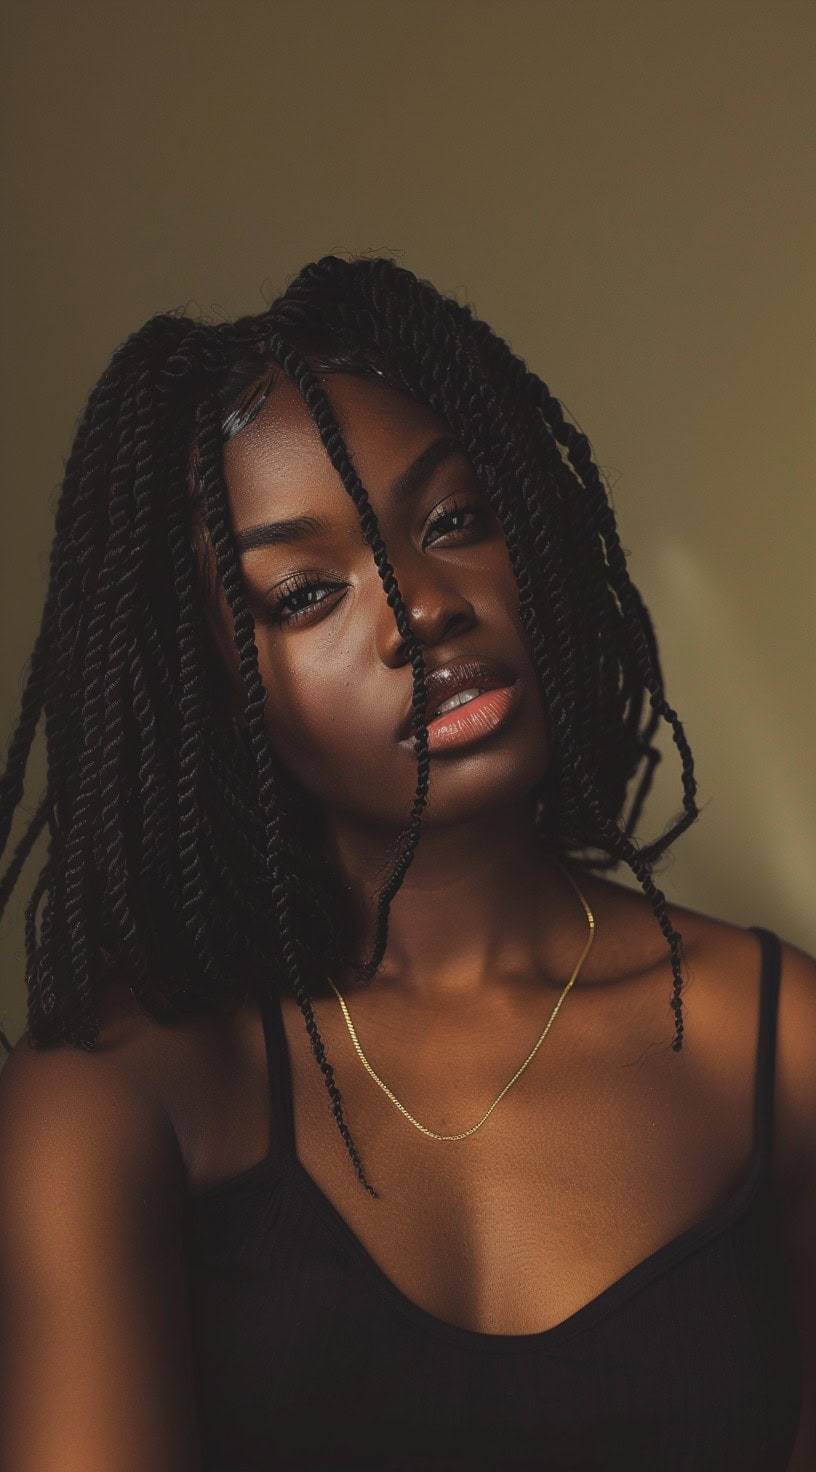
[431,688,483,719]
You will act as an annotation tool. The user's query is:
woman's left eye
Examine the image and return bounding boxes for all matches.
[423,498,487,547]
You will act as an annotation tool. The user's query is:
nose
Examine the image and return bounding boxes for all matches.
[376,550,476,668]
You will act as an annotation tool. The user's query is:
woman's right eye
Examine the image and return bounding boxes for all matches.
[263,575,344,627]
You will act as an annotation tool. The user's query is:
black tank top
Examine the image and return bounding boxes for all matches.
[183,926,802,1471]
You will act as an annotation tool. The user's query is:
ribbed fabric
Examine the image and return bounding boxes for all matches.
[183,926,802,1470]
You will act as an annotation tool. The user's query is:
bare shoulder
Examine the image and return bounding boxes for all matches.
[0,989,186,1203]
[574,864,765,1018]
[0,979,261,1191]
[586,866,816,1195]
[583,863,789,997]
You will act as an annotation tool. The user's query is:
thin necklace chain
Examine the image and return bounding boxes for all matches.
[326,860,596,1142]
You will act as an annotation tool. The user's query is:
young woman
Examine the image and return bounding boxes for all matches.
[0,255,813,1471]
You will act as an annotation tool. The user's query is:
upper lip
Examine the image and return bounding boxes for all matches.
[397,656,517,741]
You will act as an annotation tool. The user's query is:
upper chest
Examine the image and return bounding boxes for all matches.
[172,904,795,1336]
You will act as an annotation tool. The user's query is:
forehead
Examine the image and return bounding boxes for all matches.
[222,372,450,525]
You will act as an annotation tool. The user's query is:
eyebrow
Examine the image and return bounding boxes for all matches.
[233,433,462,554]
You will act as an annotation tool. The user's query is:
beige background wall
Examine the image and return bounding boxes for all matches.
[1,0,814,1049]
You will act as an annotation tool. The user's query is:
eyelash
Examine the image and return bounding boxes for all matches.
[263,497,488,627]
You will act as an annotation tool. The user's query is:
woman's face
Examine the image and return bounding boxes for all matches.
[209,371,552,834]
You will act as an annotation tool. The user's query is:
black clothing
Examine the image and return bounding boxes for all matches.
[183,926,802,1470]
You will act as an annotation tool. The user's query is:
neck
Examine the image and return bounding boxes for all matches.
[320,797,595,1006]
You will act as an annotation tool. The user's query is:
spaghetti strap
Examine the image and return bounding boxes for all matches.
[746,925,783,1170]
[255,983,294,1171]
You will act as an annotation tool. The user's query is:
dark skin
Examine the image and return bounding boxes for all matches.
[3,371,815,1470]
[208,372,622,1042]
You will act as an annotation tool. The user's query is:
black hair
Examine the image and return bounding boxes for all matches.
[0,254,699,1196]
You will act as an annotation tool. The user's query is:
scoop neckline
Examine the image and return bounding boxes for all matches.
[259,956,771,1354]
[187,926,777,1354]
[286,1141,767,1353]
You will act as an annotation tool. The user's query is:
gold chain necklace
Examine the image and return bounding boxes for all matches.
[326,860,596,1142]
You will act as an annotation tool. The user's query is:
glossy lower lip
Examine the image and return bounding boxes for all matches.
[399,681,521,753]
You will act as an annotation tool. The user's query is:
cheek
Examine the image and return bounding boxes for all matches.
[255,644,378,803]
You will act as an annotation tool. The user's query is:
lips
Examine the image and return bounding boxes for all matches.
[396,656,518,741]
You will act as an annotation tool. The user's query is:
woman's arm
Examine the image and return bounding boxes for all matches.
[0,1033,202,1472]
[778,941,816,1471]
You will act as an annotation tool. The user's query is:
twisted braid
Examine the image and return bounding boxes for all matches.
[0,795,49,916]
[2,255,701,1190]
[0,623,50,858]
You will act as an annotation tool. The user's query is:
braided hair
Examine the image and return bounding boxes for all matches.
[0,255,699,1197]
